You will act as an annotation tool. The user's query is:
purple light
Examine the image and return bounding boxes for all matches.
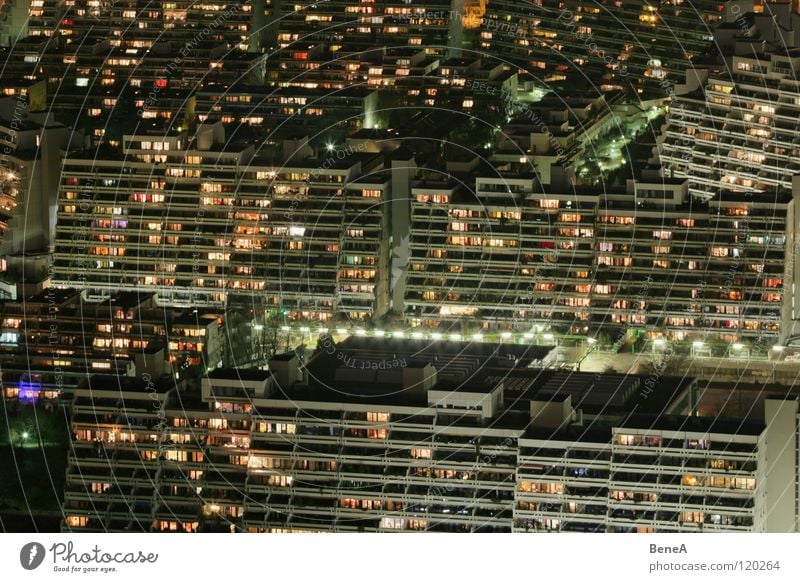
[17,379,42,403]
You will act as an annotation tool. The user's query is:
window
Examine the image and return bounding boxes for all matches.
[614,434,640,446]
[263,423,296,434]
[518,481,564,494]
[681,511,704,524]
[600,215,634,225]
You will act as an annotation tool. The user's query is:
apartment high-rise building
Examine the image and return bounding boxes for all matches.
[61,338,800,533]
[0,102,80,289]
[405,169,794,343]
[657,2,800,342]
[0,290,234,401]
[483,0,753,92]
[0,0,29,46]
[2,1,268,146]
[51,126,394,320]
[659,25,800,199]
[26,1,262,50]
[268,0,468,57]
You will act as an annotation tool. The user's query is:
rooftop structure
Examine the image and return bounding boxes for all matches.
[61,338,799,532]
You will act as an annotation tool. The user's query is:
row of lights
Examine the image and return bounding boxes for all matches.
[259,324,558,343]
[653,338,784,353]
[252,323,786,353]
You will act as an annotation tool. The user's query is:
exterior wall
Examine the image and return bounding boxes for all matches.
[405,177,790,341]
[61,377,800,533]
[518,428,760,533]
[0,292,168,399]
[661,53,800,199]
[760,399,799,532]
[483,1,737,90]
[0,0,29,47]
[51,137,391,319]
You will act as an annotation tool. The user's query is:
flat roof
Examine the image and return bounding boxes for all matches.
[207,368,271,382]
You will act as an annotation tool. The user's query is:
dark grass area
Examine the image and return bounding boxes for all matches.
[0,402,70,532]
[0,445,67,510]
[0,511,62,533]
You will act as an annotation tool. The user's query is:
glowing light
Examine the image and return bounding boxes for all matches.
[374,330,385,337]
[450,333,462,341]
[18,377,42,402]
[501,332,512,339]
[393,331,405,339]
[587,338,597,345]
[411,331,424,340]
[732,343,743,350]
[356,329,366,336]
[336,328,348,335]
[472,333,484,342]
[543,333,554,341]
[431,332,443,341]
